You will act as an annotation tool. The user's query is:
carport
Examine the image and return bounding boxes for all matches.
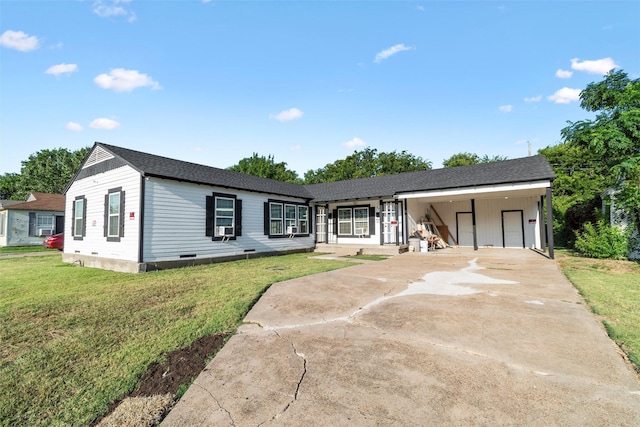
[399,179,555,258]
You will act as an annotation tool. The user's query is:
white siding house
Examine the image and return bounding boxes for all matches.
[64,143,556,272]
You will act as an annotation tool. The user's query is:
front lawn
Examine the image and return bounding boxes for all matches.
[556,251,640,372]
[0,253,350,426]
[0,245,54,253]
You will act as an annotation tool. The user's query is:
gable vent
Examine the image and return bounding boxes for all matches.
[83,146,114,169]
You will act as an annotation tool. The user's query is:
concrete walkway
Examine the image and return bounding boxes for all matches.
[162,248,640,426]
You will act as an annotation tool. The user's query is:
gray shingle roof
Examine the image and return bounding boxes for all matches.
[93,143,554,203]
[98,143,313,200]
[304,155,555,202]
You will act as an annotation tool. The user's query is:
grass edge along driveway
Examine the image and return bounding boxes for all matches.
[0,253,350,427]
[556,251,640,374]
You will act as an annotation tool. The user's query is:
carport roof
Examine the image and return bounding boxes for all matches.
[304,155,555,202]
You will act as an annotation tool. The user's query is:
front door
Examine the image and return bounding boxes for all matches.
[316,206,326,243]
[55,215,64,234]
[456,212,474,246]
[382,201,400,244]
[502,210,524,248]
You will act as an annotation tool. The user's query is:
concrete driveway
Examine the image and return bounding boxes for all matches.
[162,249,640,426]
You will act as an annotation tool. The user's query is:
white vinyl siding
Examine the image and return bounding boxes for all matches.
[64,165,140,261]
[142,178,314,262]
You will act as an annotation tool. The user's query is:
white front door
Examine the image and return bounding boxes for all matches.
[502,210,524,248]
[456,212,474,246]
[382,202,399,244]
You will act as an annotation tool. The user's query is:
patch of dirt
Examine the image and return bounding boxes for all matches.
[556,251,640,274]
[91,333,227,426]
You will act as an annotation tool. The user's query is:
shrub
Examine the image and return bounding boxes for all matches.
[574,219,629,259]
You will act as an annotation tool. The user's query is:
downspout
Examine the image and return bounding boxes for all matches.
[138,175,145,264]
[546,187,555,259]
[471,198,478,251]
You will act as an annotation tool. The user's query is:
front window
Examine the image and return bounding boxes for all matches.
[36,214,54,233]
[215,196,234,236]
[270,202,283,235]
[266,200,310,237]
[74,198,84,238]
[108,192,120,237]
[354,207,369,235]
[338,208,352,235]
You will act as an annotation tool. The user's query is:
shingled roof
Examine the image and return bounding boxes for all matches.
[304,155,555,202]
[85,143,554,203]
[4,192,65,212]
[96,143,313,200]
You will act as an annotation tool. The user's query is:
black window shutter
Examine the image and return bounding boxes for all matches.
[104,194,108,237]
[82,197,87,237]
[119,191,125,237]
[332,209,338,235]
[263,202,270,235]
[205,195,214,237]
[369,207,376,235]
[235,199,242,236]
[71,201,76,236]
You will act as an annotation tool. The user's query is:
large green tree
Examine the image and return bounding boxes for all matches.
[442,152,508,168]
[539,142,615,246]
[228,153,301,183]
[304,148,431,184]
[0,147,90,200]
[561,70,640,234]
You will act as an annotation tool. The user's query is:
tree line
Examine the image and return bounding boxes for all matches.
[2,70,637,257]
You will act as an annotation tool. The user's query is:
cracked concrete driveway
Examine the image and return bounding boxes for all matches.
[161,249,640,426]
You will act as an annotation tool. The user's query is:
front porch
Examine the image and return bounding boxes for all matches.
[314,243,409,256]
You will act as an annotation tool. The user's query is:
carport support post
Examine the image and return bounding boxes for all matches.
[539,196,547,251]
[546,187,555,259]
[471,198,478,251]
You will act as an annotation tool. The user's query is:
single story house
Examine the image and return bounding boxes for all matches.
[0,192,65,247]
[63,142,555,272]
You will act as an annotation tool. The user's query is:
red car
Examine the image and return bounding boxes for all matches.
[44,233,64,250]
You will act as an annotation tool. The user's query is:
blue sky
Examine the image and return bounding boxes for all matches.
[1,1,638,177]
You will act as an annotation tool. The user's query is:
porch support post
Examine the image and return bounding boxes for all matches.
[394,200,399,246]
[379,200,384,246]
[546,187,555,259]
[402,200,408,245]
[324,204,329,244]
[471,198,478,251]
[539,196,546,251]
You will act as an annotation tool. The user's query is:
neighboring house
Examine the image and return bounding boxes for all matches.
[63,143,556,272]
[0,192,65,247]
[602,188,640,260]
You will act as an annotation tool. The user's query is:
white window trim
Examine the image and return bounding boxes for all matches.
[214,196,235,236]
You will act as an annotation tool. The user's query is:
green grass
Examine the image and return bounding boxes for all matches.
[344,254,391,261]
[0,245,55,253]
[556,251,640,372]
[0,253,350,426]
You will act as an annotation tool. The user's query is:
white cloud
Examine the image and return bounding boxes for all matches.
[524,95,542,103]
[93,0,137,22]
[66,122,83,131]
[374,44,413,63]
[94,68,161,92]
[499,105,513,113]
[547,87,581,104]
[555,69,573,79]
[0,30,39,51]
[269,108,304,122]
[571,57,619,75]
[45,63,78,76]
[343,137,367,149]
[89,118,121,129]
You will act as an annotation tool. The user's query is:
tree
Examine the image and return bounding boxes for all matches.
[0,173,21,200]
[561,69,640,234]
[228,153,301,183]
[304,148,431,184]
[0,147,90,200]
[539,142,615,246]
[442,152,508,168]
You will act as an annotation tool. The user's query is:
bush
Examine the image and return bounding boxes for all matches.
[574,219,629,259]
